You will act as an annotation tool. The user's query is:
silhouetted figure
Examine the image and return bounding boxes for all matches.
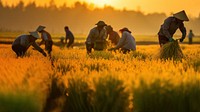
[64,26,74,48]
[37,25,53,56]
[12,31,47,57]
[158,10,189,47]
[188,29,195,44]
[105,25,120,45]
[85,21,107,54]
[108,28,136,54]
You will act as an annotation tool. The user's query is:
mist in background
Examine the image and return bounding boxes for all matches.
[0,0,199,35]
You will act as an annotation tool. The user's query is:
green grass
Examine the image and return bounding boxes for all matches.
[63,77,93,112]
[0,92,41,112]
[93,75,129,112]
[133,79,200,112]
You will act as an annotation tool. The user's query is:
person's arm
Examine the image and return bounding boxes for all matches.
[162,18,172,39]
[192,32,195,37]
[32,42,46,56]
[114,32,126,49]
[86,29,94,44]
[179,23,186,39]
[38,39,44,46]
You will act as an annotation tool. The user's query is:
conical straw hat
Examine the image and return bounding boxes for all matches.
[95,21,107,26]
[119,27,132,33]
[36,25,46,32]
[173,10,189,21]
[29,31,40,38]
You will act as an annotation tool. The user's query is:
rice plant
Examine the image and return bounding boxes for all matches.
[63,77,93,112]
[159,40,184,60]
[0,92,42,112]
[93,75,129,112]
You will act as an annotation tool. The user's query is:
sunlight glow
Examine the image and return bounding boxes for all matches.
[86,0,114,7]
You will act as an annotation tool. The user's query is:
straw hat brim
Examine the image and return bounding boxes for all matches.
[29,31,40,38]
[173,10,189,21]
[119,28,132,33]
[36,25,46,32]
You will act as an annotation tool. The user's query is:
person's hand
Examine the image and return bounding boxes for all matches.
[169,37,175,42]
[180,38,184,42]
[42,51,47,57]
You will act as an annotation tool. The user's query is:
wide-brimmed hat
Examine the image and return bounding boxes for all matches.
[119,27,131,33]
[95,21,107,26]
[173,10,189,21]
[105,25,113,32]
[29,31,40,38]
[36,25,46,32]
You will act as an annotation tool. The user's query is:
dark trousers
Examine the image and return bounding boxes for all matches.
[67,39,74,48]
[86,43,94,54]
[158,35,169,47]
[189,38,192,44]
[45,40,53,54]
[12,45,27,57]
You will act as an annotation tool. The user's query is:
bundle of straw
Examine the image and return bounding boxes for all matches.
[159,40,184,60]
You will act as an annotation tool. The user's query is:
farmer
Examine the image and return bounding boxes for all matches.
[85,21,107,54]
[105,25,120,45]
[108,27,136,54]
[158,10,189,47]
[36,25,53,56]
[12,31,47,57]
[188,29,195,44]
[64,26,74,48]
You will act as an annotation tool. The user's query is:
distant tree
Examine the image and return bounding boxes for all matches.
[49,0,57,10]
[25,2,37,11]
[15,1,25,11]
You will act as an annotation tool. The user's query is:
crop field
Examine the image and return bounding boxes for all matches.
[0,40,200,112]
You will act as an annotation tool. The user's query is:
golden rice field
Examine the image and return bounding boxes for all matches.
[0,44,200,112]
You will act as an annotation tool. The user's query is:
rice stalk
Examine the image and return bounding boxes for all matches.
[159,40,184,60]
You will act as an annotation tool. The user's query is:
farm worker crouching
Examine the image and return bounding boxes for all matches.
[36,25,53,56]
[158,10,189,47]
[105,25,120,45]
[85,21,107,54]
[64,26,74,48]
[108,27,136,54]
[12,31,47,57]
[188,29,195,44]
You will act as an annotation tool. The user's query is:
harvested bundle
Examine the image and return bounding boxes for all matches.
[159,40,184,60]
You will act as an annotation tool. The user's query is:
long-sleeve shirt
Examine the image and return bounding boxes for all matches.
[12,35,44,53]
[188,32,194,38]
[65,30,74,41]
[86,27,107,44]
[115,31,136,50]
[39,30,52,45]
[158,17,186,39]
[108,31,120,45]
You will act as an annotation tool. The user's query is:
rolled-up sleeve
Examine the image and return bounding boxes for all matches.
[162,18,172,38]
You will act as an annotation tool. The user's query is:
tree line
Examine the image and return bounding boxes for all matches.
[0,0,199,35]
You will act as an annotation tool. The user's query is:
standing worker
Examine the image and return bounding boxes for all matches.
[108,27,136,54]
[188,29,195,44]
[64,26,74,48]
[36,25,53,56]
[85,21,107,54]
[105,25,120,45]
[158,10,189,47]
[12,31,47,57]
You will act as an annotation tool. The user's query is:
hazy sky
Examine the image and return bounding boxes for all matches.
[2,0,200,17]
